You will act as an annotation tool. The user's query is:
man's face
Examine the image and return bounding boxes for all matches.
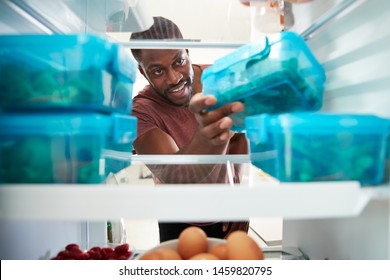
[138,49,194,107]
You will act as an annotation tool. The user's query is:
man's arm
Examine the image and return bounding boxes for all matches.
[133,94,247,183]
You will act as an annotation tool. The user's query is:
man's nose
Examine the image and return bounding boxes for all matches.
[166,68,183,84]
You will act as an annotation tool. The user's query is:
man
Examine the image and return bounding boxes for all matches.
[130,17,249,242]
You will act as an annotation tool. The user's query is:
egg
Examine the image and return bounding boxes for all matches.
[138,250,164,260]
[177,226,208,259]
[226,231,264,260]
[209,243,229,260]
[155,248,182,260]
[189,253,219,260]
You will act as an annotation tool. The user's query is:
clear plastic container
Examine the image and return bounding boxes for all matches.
[245,113,390,186]
[0,112,136,184]
[202,31,326,131]
[0,34,137,114]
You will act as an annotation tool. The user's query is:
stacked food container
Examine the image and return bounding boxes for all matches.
[202,31,390,186]
[0,34,137,184]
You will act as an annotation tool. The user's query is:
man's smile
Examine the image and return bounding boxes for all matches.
[167,81,188,98]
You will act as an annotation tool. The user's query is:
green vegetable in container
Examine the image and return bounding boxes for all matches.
[0,64,106,107]
[1,137,53,183]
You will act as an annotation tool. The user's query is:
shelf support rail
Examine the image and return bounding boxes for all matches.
[300,0,366,41]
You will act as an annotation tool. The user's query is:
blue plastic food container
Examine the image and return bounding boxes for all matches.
[386,137,390,183]
[202,31,326,131]
[0,34,137,114]
[0,113,136,184]
[245,113,390,186]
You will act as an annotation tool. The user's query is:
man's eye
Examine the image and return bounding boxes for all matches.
[152,69,163,76]
[176,58,185,66]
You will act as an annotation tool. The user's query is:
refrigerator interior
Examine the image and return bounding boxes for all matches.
[284,0,390,259]
[0,0,389,260]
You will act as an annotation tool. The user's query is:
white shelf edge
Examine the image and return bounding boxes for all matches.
[0,181,378,221]
[120,40,245,49]
[103,152,276,164]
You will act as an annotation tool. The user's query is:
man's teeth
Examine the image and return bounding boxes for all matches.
[171,83,186,92]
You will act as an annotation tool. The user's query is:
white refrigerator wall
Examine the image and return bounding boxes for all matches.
[0,220,86,260]
[308,0,390,118]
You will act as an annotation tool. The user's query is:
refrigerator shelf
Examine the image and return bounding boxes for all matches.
[0,181,383,221]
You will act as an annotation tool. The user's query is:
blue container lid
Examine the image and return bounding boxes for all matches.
[246,113,390,143]
[268,32,324,72]
[0,34,137,82]
[0,113,137,145]
[202,36,270,75]
[201,31,325,83]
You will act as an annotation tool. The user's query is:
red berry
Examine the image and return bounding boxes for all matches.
[75,252,90,260]
[114,243,129,255]
[65,243,80,251]
[101,247,115,259]
[51,251,67,260]
[89,246,102,253]
[69,247,84,259]
[56,250,71,260]
[88,250,102,260]
[52,243,133,260]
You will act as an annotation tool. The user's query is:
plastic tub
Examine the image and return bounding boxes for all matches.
[202,31,326,131]
[245,113,390,186]
[0,112,136,184]
[0,34,137,113]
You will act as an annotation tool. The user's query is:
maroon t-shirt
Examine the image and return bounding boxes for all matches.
[132,84,199,149]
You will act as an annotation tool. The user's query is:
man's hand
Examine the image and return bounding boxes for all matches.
[189,93,244,146]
